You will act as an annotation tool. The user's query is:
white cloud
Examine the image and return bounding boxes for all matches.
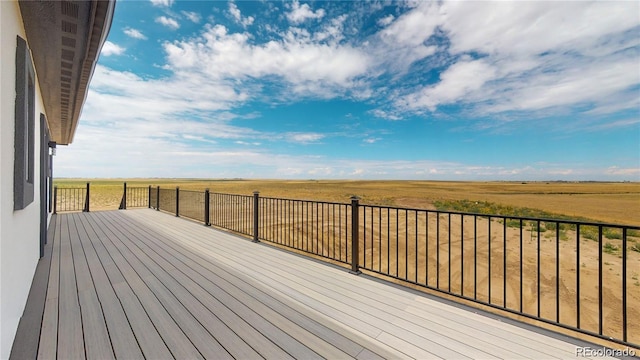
[182,134,216,144]
[85,65,249,127]
[286,132,324,144]
[307,167,333,175]
[372,3,440,71]
[123,27,147,40]
[57,124,640,181]
[163,24,371,96]
[181,11,201,23]
[228,3,254,27]
[370,109,402,121]
[391,1,640,116]
[156,16,180,30]
[399,58,496,111]
[150,0,173,7]
[605,167,640,176]
[584,118,640,132]
[100,41,125,56]
[286,0,325,24]
[314,14,347,44]
[377,14,395,27]
[441,1,638,58]
[235,141,261,146]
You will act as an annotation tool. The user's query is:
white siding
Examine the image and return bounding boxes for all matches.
[0,2,48,358]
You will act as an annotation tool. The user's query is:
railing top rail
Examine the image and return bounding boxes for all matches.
[209,192,252,197]
[179,189,204,194]
[359,203,640,229]
[146,185,639,228]
[260,196,349,206]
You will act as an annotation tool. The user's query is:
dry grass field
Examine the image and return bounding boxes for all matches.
[54,179,640,347]
[54,179,640,224]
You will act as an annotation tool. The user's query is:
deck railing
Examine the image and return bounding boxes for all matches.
[209,192,254,236]
[258,196,353,264]
[53,183,89,213]
[119,183,149,209]
[139,185,639,347]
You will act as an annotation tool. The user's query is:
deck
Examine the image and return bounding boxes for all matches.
[12,209,617,359]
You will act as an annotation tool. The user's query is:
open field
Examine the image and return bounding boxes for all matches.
[54,179,640,224]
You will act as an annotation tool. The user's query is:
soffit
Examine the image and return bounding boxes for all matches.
[18,0,115,145]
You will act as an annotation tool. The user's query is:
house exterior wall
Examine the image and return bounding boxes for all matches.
[0,2,49,358]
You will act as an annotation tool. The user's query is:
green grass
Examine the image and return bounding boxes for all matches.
[434,199,639,243]
[604,242,619,255]
[603,228,623,239]
[433,199,590,222]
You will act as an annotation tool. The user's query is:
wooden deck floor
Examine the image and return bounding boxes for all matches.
[18,209,618,359]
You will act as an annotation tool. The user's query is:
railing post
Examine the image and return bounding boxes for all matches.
[350,196,361,274]
[156,186,160,211]
[83,182,90,212]
[53,186,58,214]
[175,187,180,217]
[148,185,151,209]
[123,182,127,210]
[252,191,260,242]
[119,182,127,210]
[204,189,211,226]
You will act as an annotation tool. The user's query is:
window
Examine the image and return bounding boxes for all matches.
[14,35,35,210]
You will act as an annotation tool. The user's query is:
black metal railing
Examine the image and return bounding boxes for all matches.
[208,192,254,236]
[355,205,640,346]
[140,186,639,347]
[119,183,149,209]
[158,188,176,214]
[53,183,89,213]
[179,189,206,223]
[150,186,158,210]
[258,196,352,264]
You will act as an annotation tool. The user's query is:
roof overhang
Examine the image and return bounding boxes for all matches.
[18,0,115,145]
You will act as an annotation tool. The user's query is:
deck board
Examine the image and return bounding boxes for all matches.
[102,211,354,359]
[86,212,201,360]
[20,209,622,360]
[98,212,296,359]
[57,213,85,360]
[138,211,589,359]
[69,214,115,359]
[37,215,60,360]
[73,212,144,360]
[150,218,479,359]
[109,212,371,357]
[139,213,499,358]
[100,213,305,360]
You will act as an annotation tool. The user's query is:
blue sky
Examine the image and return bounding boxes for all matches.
[56,0,640,180]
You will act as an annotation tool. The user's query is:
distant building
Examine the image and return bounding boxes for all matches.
[0,1,114,357]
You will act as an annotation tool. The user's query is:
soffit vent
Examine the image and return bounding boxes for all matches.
[61,20,77,34]
[62,36,76,47]
[61,1,79,18]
